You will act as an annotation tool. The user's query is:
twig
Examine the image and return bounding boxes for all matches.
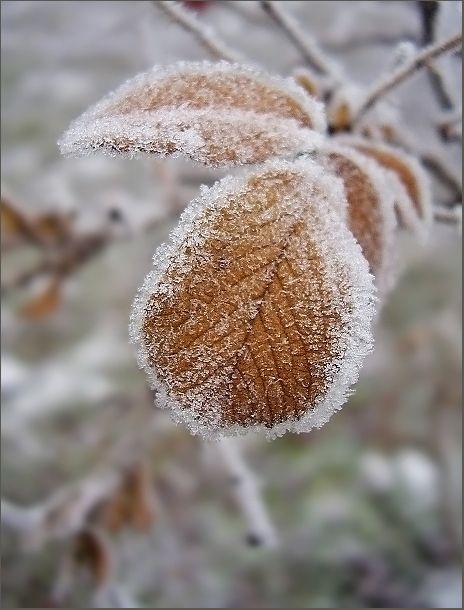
[434,205,462,234]
[216,437,278,549]
[420,152,463,203]
[437,106,462,143]
[154,1,245,63]
[1,499,43,533]
[259,0,341,80]
[417,1,456,110]
[0,180,192,297]
[353,32,462,123]
[428,383,463,557]
[324,33,420,53]
[1,470,122,550]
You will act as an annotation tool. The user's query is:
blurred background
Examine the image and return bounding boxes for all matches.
[1,1,462,607]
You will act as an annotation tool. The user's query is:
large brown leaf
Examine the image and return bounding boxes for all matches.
[130,159,376,439]
[59,62,326,167]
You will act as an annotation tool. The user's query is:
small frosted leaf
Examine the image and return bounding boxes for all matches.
[335,136,432,241]
[130,158,376,440]
[317,143,397,297]
[59,61,327,168]
[326,84,364,133]
[293,67,324,99]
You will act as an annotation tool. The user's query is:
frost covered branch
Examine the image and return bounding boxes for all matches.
[1,470,121,550]
[416,0,457,112]
[0,232,107,296]
[154,1,244,63]
[353,31,462,123]
[436,106,462,142]
[434,205,462,233]
[259,0,341,80]
[0,177,191,298]
[420,152,463,203]
[216,437,278,549]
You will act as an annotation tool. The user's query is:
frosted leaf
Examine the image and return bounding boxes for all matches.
[130,158,376,440]
[293,67,324,99]
[326,84,365,133]
[336,136,432,241]
[317,143,397,298]
[59,61,327,168]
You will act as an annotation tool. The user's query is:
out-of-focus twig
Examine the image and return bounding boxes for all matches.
[154,1,245,63]
[417,1,455,110]
[0,232,107,296]
[353,31,462,123]
[434,205,462,234]
[259,0,341,80]
[417,2,462,144]
[0,165,198,298]
[216,437,278,549]
[436,106,462,143]
[324,33,420,53]
[1,470,122,550]
[420,152,463,204]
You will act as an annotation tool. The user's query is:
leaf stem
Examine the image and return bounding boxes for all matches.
[154,1,244,63]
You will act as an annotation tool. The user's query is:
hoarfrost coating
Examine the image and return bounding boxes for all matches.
[58,61,327,167]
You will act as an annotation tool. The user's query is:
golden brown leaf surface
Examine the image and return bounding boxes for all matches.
[132,160,375,438]
[59,62,326,167]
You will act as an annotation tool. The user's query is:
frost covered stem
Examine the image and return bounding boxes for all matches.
[260,0,340,79]
[1,471,121,550]
[216,437,278,549]
[434,205,462,232]
[353,31,462,123]
[154,1,244,63]
[420,152,462,203]
[1,499,42,532]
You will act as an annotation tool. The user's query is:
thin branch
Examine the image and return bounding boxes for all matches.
[1,470,122,550]
[416,1,456,110]
[216,437,278,549]
[1,499,43,533]
[437,106,462,143]
[0,174,194,297]
[259,0,341,80]
[434,205,462,234]
[324,33,420,53]
[420,152,463,203]
[154,1,245,63]
[353,31,462,123]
